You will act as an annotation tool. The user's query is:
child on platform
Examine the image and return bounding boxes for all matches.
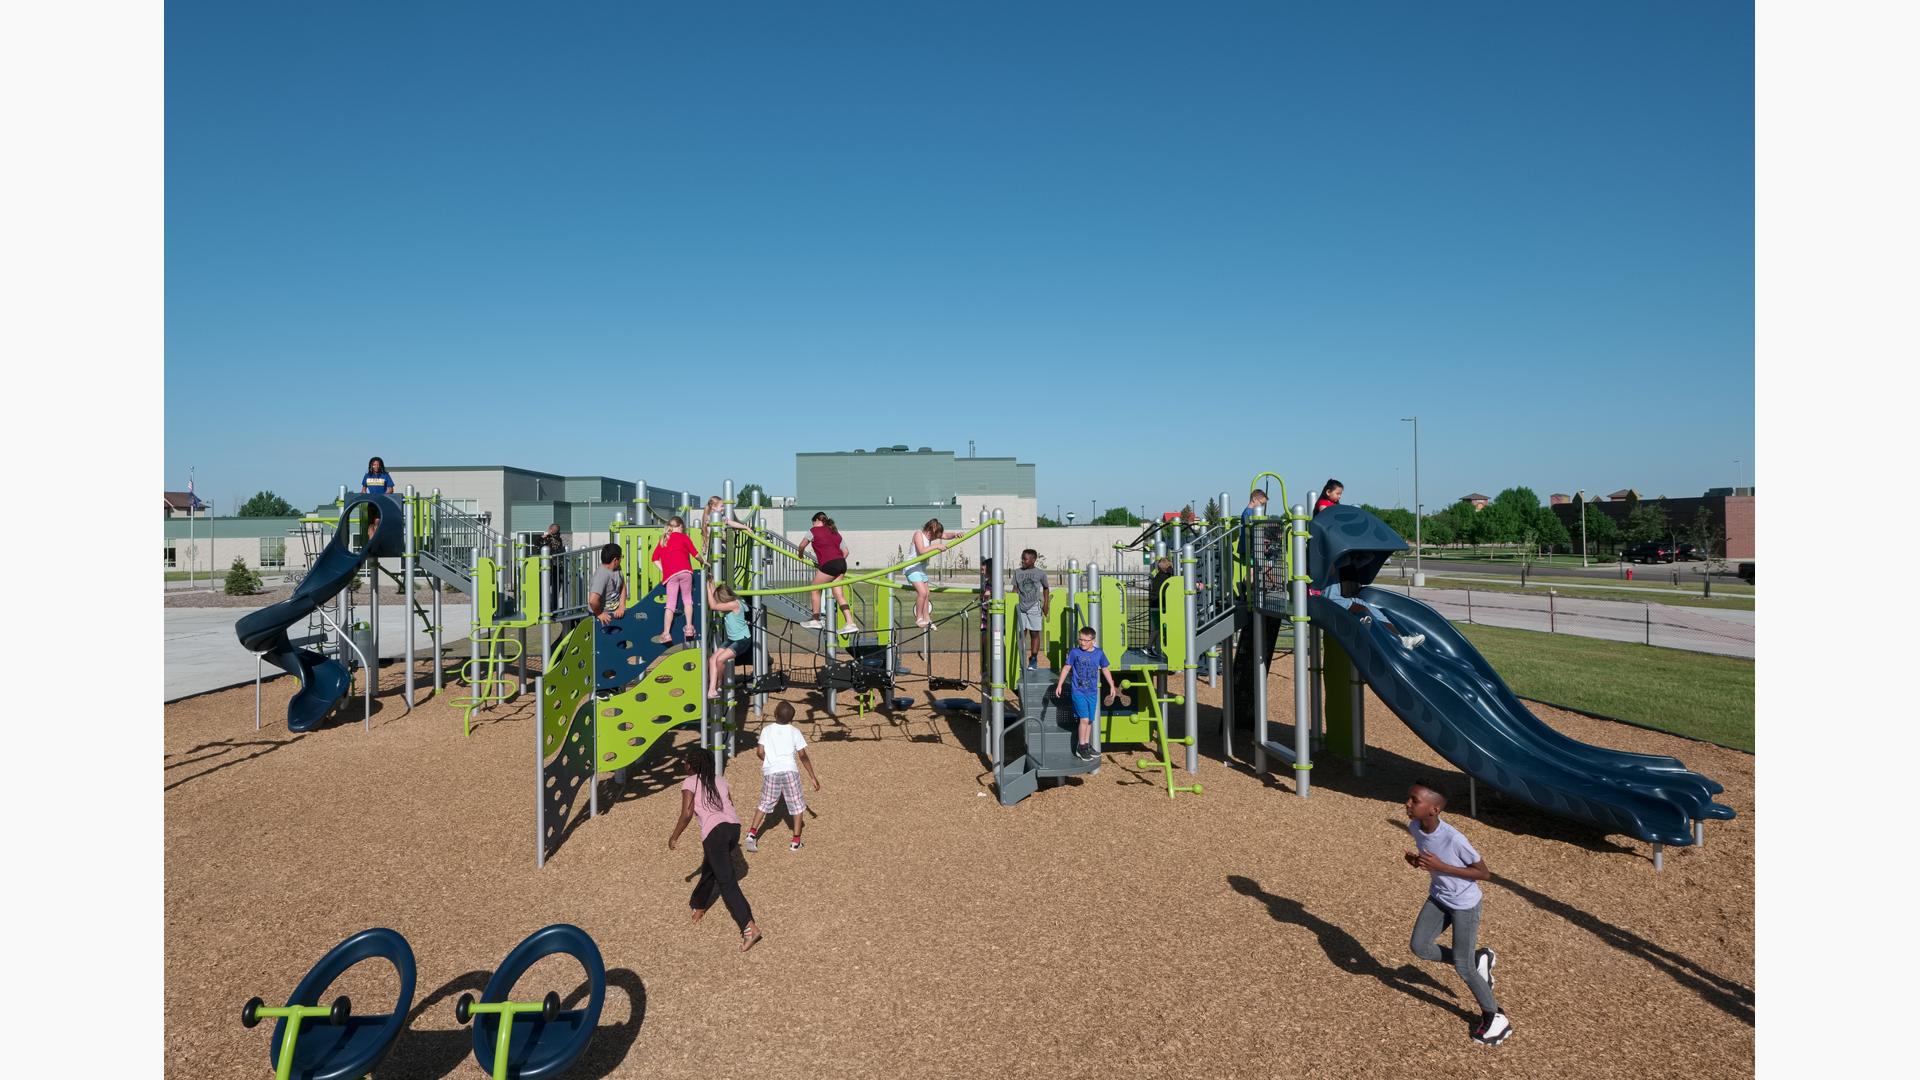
[706,581,752,699]
[650,516,705,645]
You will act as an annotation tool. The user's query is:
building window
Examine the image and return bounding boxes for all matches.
[164,544,177,568]
[259,538,286,569]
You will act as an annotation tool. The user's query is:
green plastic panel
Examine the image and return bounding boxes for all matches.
[1160,572,1189,672]
[541,619,596,757]
[1322,634,1357,759]
[474,557,499,625]
[594,651,704,773]
[1099,576,1126,659]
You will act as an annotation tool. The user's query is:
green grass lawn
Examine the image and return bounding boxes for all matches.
[1457,623,1753,751]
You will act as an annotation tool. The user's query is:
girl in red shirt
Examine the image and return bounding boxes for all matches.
[1314,479,1344,517]
[650,516,706,644]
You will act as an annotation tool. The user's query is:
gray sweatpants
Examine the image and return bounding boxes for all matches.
[1411,897,1498,1013]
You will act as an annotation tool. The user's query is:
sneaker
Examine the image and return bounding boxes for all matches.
[1400,633,1426,650]
[1472,1011,1512,1046]
[789,837,803,852]
[1358,614,1374,625]
[840,620,861,634]
[743,830,759,852]
[800,618,824,630]
[1476,947,1497,990]
[916,618,933,629]
[1075,744,1095,760]
[652,633,673,645]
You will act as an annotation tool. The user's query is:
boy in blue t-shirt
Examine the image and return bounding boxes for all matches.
[1404,783,1511,1046]
[1052,627,1118,760]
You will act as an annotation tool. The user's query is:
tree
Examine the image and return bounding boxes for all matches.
[1203,497,1221,522]
[735,484,766,508]
[1180,504,1196,524]
[1037,515,1064,528]
[238,491,297,517]
[224,556,263,595]
[1360,504,1416,542]
[1582,501,1619,554]
[1688,505,1727,561]
[1623,498,1672,543]
[1092,506,1143,527]
[1531,506,1570,553]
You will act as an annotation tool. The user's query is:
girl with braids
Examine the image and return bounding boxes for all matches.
[668,749,763,951]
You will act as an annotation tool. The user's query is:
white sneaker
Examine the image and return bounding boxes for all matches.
[1473,1011,1512,1046]
[801,618,824,629]
[743,830,759,852]
[840,620,860,634]
[1476,947,1497,989]
[1401,633,1426,650]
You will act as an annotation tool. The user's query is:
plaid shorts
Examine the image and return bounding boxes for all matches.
[756,769,806,814]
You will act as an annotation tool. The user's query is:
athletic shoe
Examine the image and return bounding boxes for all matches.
[1476,947,1497,989]
[1075,744,1095,760]
[743,830,759,852]
[1401,633,1426,650]
[1472,1012,1512,1046]
[800,618,824,629]
[1358,614,1374,625]
[840,620,861,634]
[789,837,803,852]
[916,619,933,628]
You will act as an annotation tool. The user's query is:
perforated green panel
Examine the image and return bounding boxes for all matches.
[593,651,703,773]
[541,619,595,758]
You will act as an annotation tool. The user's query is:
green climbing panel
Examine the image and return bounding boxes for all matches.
[594,651,704,773]
[541,619,596,757]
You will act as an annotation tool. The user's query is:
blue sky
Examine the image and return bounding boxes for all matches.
[166,1,1753,516]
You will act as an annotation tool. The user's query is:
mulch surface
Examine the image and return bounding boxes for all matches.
[165,652,1753,1079]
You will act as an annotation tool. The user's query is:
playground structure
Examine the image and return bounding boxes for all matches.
[239,927,416,1080]
[236,471,1733,871]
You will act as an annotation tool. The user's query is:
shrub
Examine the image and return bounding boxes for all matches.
[224,557,264,595]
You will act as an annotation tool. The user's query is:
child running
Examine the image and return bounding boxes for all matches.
[796,512,858,633]
[906,518,950,628]
[706,581,751,700]
[743,701,822,853]
[650,516,705,645]
[668,749,763,952]
[1403,782,1509,1045]
[1052,626,1119,760]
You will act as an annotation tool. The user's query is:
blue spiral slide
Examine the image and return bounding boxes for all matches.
[1308,505,1733,845]
[235,494,402,731]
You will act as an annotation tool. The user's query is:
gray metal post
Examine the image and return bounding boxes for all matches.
[1086,564,1102,756]
[1181,541,1198,774]
[1066,558,1081,649]
[1653,843,1663,872]
[1470,775,1478,818]
[1290,505,1312,797]
[534,676,546,869]
[753,546,768,718]
[469,543,481,705]
[255,657,262,732]
[404,486,416,708]
[1253,603,1269,774]
[1349,647,1365,775]
[823,589,838,718]
[989,511,1007,765]
[701,563,721,775]
[370,514,382,689]
[432,576,443,693]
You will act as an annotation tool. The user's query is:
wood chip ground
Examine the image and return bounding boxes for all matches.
[165,651,1753,1078]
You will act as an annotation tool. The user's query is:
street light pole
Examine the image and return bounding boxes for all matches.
[1400,417,1422,584]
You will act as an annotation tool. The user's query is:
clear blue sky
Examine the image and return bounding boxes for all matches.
[166,0,1753,517]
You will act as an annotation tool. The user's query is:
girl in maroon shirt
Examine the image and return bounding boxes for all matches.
[796,513,857,632]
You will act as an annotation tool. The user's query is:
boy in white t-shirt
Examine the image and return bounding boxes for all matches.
[745,701,822,852]
[1404,782,1510,1046]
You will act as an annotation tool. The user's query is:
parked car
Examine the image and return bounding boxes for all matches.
[1737,561,1754,585]
[1675,542,1704,561]
[1623,540,1676,564]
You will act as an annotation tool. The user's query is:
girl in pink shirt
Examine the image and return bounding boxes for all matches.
[668,750,762,951]
[650,516,705,644]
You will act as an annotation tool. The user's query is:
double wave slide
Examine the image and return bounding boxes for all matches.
[1307,506,1733,846]
[236,494,403,731]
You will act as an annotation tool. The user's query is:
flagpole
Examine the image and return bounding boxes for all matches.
[188,466,195,591]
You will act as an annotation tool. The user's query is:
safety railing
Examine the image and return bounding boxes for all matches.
[546,547,601,620]
[1185,521,1240,629]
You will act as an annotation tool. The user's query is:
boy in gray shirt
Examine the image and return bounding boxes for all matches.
[1009,548,1050,668]
[1404,782,1510,1046]
[587,542,627,629]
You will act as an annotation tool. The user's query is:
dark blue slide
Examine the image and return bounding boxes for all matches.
[235,494,402,731]
[1309,506,1733,846]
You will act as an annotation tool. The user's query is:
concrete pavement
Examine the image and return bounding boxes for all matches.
[166,603,475,701]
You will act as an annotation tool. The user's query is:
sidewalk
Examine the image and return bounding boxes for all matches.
[1377,583,1753,659]
[165,604,476,701]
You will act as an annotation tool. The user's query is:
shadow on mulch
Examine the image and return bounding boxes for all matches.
[163,734,310,792]
[1490,873,1754,1026]
[379,967,648,1080]
[1226,875,1475,1028]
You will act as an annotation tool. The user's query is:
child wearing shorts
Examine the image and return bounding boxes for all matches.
[745,701,821,852]
[706,581,751,699]
[906,518,950,628]
[1052,626,1118,760]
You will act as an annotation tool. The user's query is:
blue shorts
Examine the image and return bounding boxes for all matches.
[1070,690,1100,721]
[906,568,929,585]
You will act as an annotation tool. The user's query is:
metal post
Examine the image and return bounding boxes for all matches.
[1086,564,1102,756]
[1645,604,1652,645]
[989,510,1007,766]
[1253,601,1268,774]
[534,676,546,869]
[432,576,443,693]
[1653,843,1663,872]
[1467,588,1473,623]
[255,656,262,732]
[1349,644,1365,776]
[1549,590,1555,633]
[701,563,721,775]
[1404,416,1423,584]
[404,486,417,709]
[1181,541,1198,774]
[1695,820,1705,847]
[1469,775,1478,818]
[823,589,837,718]
[753,546,768,718]
[1291,505,1312,796]
[369,507,382,690]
